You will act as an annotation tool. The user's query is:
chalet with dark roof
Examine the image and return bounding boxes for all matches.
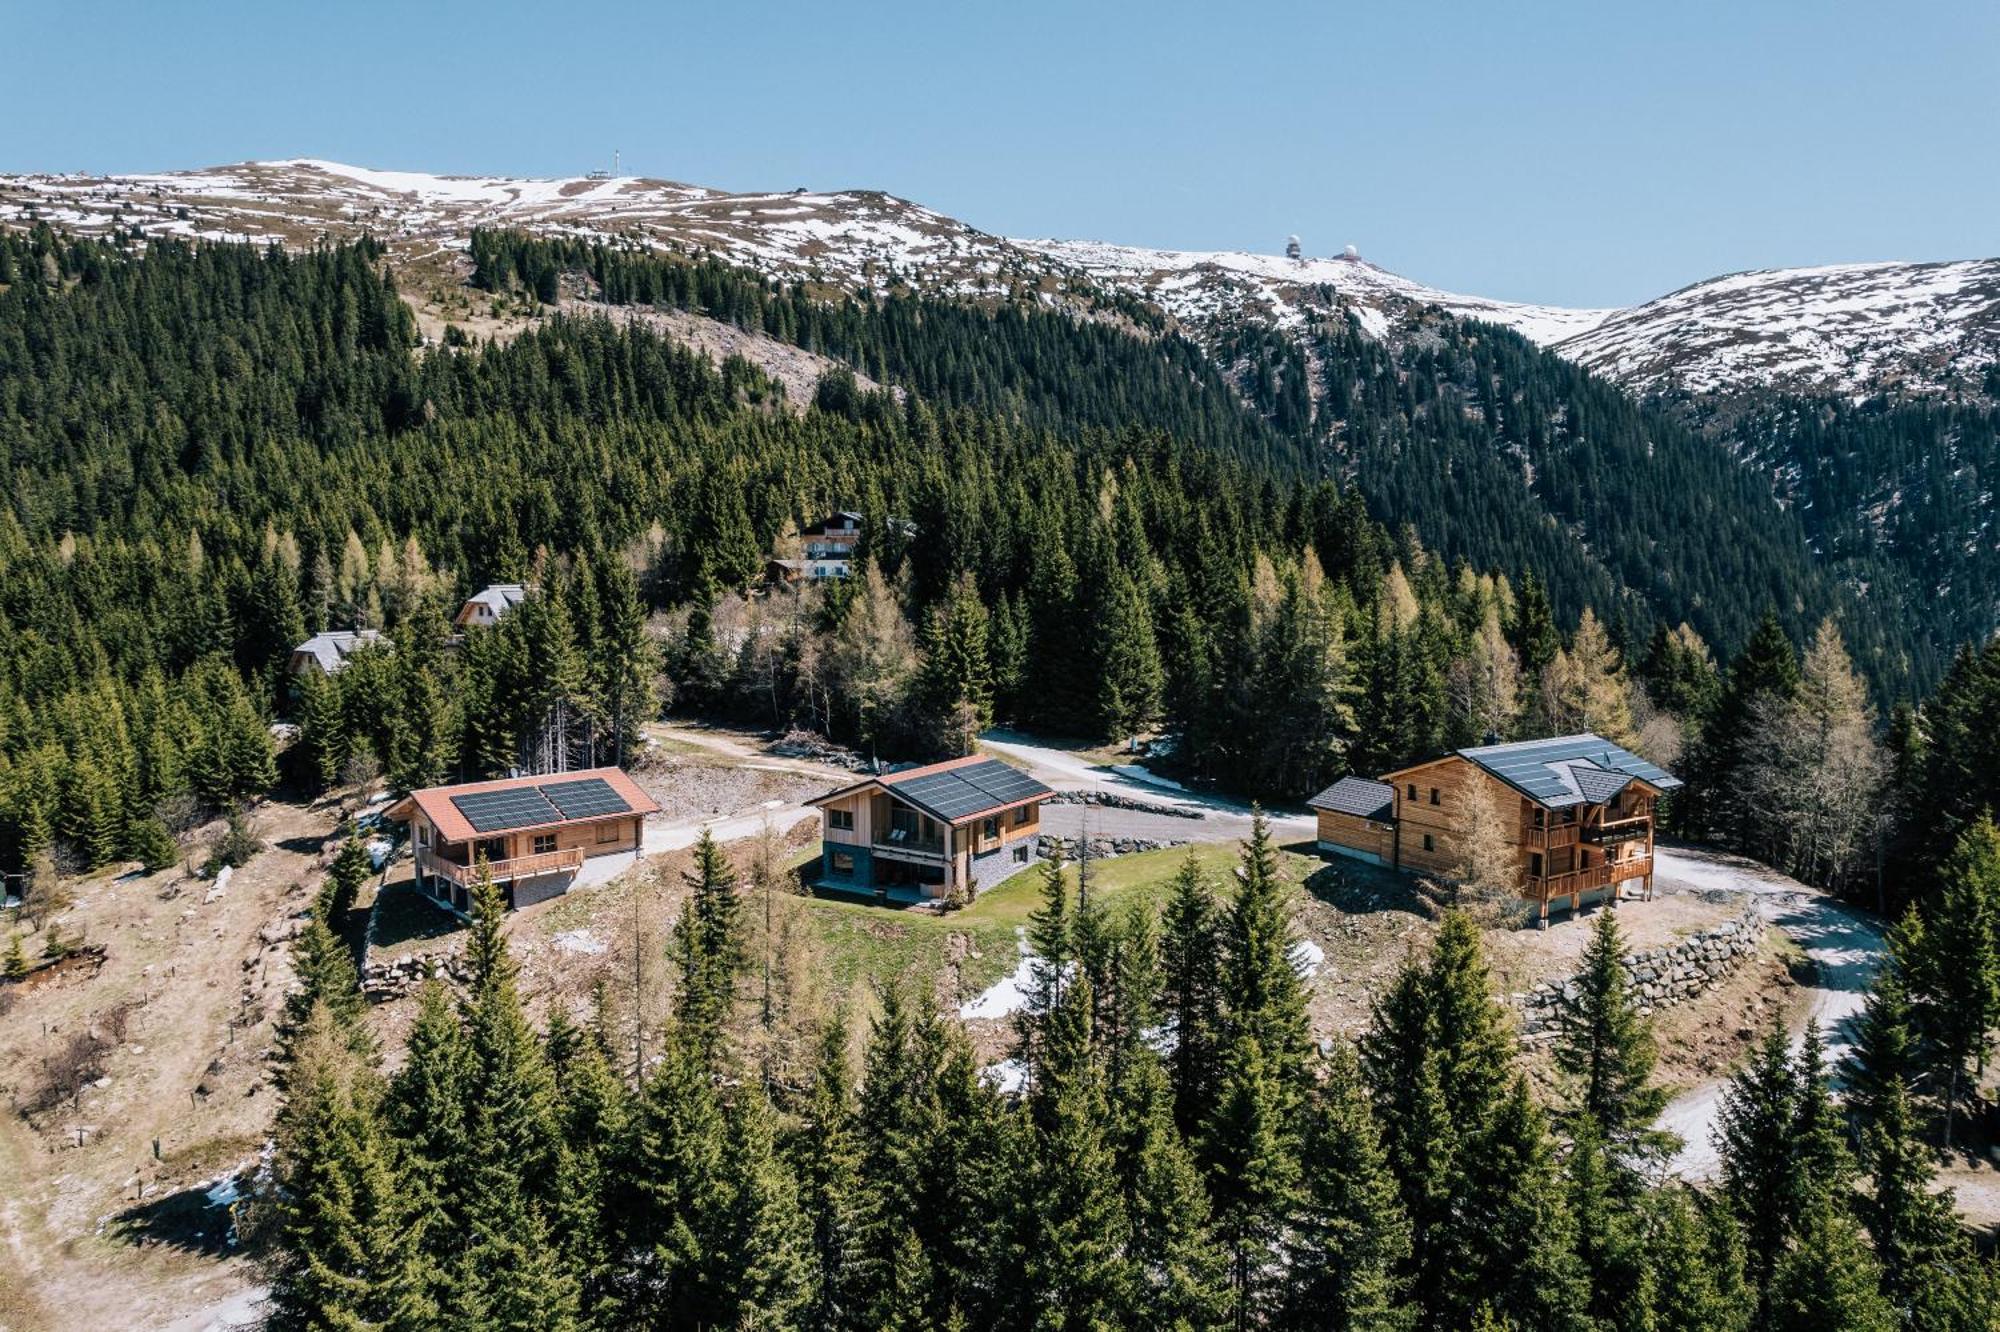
[1308,734,1681,923]
[808,755,1053,904]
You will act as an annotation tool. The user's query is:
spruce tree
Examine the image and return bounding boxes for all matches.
[1554,907,1671,1165]
[673,829,745,1066]
[265,1002,415,1332]
[1275,1045,1413,1332]
[724,1090,818,1329]
[794,1015,864,1330]
[1763,1199,1895,1332]
[1643,1186,1751,1332]
[1161,848,1224,1137]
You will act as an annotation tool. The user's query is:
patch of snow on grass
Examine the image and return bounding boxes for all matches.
[959,928,1037,1020]
[553,930,608,956]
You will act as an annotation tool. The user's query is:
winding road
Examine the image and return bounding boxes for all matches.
[1651,845,1886,1178]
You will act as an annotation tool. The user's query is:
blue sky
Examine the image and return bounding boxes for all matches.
[6,0,1994,306]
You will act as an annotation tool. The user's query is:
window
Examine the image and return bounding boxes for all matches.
[1013,805,1032,826]
[1013,845,1029,863]
[982,817,1000,840]
[1407,783,1418,801]
[1529,853,1543,878]
[827,808,855,832]
[1429,787,1440,806]
[596,821,620,844]
[890,806,919,840]
[417,824,431,848]
[531,833,558,856]
[1563,807,1577,825]
[1422,833,1435,852]
[830,850,855,875]
[1532,808,1546,829]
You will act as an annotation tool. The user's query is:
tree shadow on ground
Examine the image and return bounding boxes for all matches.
[106,1182,237,1258]
[1289,845,1431,918]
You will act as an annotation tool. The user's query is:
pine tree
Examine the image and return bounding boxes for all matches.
[1161,848,1224,1136]
[1275,1045,1413,1332]
[1203,1032,1300,1331]
[4,931,27,981]
[265,1002,415,1332]
[546,1007,628,1327]
[673,829,745,1065]
[1021,975,1134,1328]
[1117,1053,1230,1330]
[1643,1186,1751,1332]
[911,570,993,757]
[1554,907,1671,1165]
[621,1034,735,1327]
[1911,816,2000,1145]
[1763,1199,1895,1332]
[794,1016,864,1330]
[383,976,469,1320]
[129,816,180,873]
[724,1090,818,1329]
[1217,810,1311,1104]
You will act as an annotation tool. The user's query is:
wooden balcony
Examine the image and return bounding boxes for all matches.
[1529,854,1652,900]
[1521,822,1582,850]
[418,845,585,888]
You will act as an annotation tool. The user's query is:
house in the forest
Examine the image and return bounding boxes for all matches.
[808,755,1053,904]
[455,582,531,628]
[289,629,387,678]
[1309,733,1681,924]
[387,767,661,913]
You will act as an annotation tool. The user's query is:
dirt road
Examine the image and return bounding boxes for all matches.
[1653,844,1885,1179]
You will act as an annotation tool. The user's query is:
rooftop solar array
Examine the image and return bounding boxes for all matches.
[1456,734,1681,808]
[449,776,635,833]
[452,786,562,833]
[543,776,631,821]
[890,759,1053,823]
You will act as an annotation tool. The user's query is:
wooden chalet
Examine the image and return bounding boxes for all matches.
[809,756,1052,904]
[1310,734,1681,924]
[387,767,660,912]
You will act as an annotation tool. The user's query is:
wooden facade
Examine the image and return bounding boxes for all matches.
[1311,735,1679,925]
[810,756,1051,904]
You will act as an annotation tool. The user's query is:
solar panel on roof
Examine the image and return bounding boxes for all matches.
[541,776,631,821]
[452,787,563,833]
[889,760,1052,823]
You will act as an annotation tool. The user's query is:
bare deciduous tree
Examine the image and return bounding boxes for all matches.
[1740,619,1885,892]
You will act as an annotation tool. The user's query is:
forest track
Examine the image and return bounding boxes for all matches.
[1654,844,1886,1179]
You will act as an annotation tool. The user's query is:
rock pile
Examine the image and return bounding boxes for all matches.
[1516,905,1761,1037]
[361,948,466,1003]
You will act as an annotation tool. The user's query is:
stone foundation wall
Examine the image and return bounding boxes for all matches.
[1517,905,1761,1038]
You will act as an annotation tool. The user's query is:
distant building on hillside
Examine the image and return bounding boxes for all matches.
[289,629,387,678]
[1309,733,1681,925]
[387,767,661,913]
[455,582,531,628]
[767,511,919,585]
[808,756,1052,905]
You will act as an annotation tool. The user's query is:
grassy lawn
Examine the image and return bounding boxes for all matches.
[802,840,1319,1000]
[369,878,464,960]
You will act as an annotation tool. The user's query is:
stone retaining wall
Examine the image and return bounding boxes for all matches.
[1036,833,1191,861]
[1517,904,1761,1037]
[1045,790,1204,820]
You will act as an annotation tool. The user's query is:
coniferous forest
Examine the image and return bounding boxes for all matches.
[8,224,2000,1329]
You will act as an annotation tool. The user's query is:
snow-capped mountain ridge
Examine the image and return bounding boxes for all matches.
[2,158,1995,404]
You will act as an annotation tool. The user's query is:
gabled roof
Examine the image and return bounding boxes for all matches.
[291,629,386,673]
[812,755,1053,825]
[1408,733,1680,809]
[1308,776,1395,820]
[457,583,530,623]
[386,767,660,843]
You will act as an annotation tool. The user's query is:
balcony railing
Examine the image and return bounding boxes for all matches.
[1585,818,1652,846]
[418,845,585,888]
[873,829,946,859]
